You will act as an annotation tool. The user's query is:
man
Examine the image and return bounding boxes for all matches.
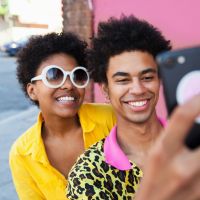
[66,16,200,200]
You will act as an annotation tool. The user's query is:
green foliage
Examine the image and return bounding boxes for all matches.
[0,0,8,16]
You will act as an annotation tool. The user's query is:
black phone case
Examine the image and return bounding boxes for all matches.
[156,46,200,149]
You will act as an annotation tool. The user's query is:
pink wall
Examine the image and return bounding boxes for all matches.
[92,0,200,118]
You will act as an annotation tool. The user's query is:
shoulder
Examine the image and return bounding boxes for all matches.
[67,139,113,199]
[79,103,116,124]
[80,103,113,114]
[81,139,104,162]
[69,139,105,177]
[9,122,38,157]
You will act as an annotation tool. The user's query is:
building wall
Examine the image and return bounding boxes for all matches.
[0,17,11,44]
[93,0,200,118]
[0,0,63,45]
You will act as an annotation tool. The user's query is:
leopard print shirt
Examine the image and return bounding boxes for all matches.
[66,139,143,200]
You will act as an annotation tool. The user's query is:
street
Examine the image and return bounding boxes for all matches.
[0,52,38,200]
[0,52,31,121]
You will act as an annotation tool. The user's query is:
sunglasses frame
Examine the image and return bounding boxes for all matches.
[31,65,89,89]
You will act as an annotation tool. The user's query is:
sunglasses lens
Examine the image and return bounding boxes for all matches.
[72,68,88,87]
[46,67,64,86]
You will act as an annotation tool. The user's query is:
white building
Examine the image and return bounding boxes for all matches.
[0,0,63,45]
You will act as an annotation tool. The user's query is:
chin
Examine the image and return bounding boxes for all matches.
[60,113,78,119]
[56,109,79,118]
[128,112,153,124]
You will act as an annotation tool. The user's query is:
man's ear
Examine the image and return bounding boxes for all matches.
[27,83,38,101]
[99,83,110,101]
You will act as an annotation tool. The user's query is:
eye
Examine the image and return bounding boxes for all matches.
[46,68,63,81]
[115,78,130,84]
[141,75,155,82]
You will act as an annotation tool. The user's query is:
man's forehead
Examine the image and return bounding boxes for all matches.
[111,66,158,78]
[107,51,157,73]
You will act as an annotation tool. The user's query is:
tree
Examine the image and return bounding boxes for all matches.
[62,0,94,102]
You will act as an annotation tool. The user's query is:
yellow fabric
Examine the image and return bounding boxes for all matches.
[9,103,116,200]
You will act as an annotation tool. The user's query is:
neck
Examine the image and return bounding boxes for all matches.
[116,113,163,156]
[42,113,80,138]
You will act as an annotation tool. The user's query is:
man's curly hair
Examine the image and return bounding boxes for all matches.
[16,32,87,105]
[88,15,172,83]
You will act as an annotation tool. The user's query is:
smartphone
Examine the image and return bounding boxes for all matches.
[156,46,200,149]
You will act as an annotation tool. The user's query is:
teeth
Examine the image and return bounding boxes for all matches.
[57,96,75,101]
[128,100,147,107]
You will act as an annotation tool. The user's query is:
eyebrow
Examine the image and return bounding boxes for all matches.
[112,72,129,78]
[140,68,157,75]
[112,68,157,78]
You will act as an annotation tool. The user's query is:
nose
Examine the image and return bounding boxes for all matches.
[129,79,146,95]
[60,76,74,90]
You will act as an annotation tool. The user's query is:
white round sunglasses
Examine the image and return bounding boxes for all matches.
[31,65,90,89]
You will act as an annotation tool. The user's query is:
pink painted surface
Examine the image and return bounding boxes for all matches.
[92,0,200,119]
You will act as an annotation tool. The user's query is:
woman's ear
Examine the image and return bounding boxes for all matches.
[99,83,110,102]
[27,83,38,101]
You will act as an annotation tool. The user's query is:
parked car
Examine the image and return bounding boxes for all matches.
[1,37,29,56]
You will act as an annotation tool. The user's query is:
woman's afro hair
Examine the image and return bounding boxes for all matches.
[16,32,87,105]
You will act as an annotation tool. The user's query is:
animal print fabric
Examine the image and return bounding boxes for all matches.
[66,139,143,200]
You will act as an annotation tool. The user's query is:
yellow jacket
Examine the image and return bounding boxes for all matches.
[9,103,116,200]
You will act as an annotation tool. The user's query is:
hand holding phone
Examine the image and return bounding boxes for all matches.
[156,46,200,149]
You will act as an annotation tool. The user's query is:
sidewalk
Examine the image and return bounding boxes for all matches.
[0,107,39,200]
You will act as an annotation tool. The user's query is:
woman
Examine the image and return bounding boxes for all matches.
[9,32,115,200]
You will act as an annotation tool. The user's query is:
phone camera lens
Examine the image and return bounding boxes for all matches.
[165,57,176,66]
[177,56,186,64]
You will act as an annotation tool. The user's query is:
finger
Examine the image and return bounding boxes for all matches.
[152,148,200,200]
[172,147,200,185]
[173,171,200,200]
[160,94,200,157]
